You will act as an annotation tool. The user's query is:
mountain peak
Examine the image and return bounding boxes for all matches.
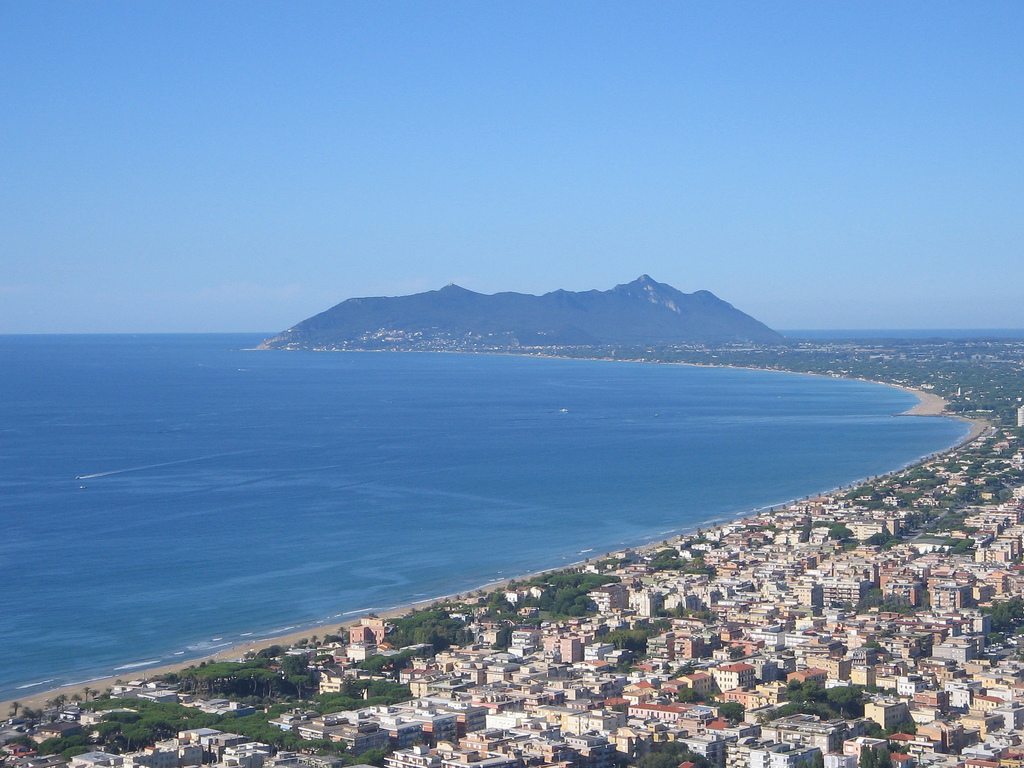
[623,274,661,289]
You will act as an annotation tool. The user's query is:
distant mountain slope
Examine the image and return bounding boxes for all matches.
[260,275,783,349]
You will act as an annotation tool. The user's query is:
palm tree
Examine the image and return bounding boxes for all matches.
[9,701,20,717]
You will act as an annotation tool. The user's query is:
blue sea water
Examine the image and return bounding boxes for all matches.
[0,335,968,700]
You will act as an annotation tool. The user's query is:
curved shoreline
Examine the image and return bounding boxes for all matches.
[1,362,988,713]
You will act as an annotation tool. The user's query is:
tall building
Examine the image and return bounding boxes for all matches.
[1017,403,1024,427]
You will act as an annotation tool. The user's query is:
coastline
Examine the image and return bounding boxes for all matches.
[892,383,989,443]
[1,364,989,713]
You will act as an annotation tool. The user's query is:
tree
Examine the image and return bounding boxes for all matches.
[492,626,512,650]
[825,685,864,718]
[281,654,308,677]
[717,702,745,722]
[677,688,700,703]
[636,744,710,768]
[829,523,854,541]
[799,521,812,544]
[604,629,654,654]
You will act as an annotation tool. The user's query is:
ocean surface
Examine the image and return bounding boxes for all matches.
[0,335,968,700]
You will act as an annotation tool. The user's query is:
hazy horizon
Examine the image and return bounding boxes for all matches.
[3,2,1022,333]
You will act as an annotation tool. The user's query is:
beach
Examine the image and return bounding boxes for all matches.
[893,384,990,443]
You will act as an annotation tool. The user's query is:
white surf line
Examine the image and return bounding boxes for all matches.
[75,450,252,480]
[16,678,56,689]
[64,676,108,687]
[113,659,162,671]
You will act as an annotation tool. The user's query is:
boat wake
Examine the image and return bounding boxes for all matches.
[75,451,252,480]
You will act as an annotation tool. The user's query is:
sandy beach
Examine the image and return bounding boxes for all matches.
[900,388,948,416]
[892,384,990,443]
[2,373,990,715]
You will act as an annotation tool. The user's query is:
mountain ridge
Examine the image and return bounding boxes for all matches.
[260,275,783,349]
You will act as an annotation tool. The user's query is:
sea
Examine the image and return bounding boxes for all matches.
[0,334,969,701]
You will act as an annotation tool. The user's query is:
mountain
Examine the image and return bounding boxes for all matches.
[259,275,784,349]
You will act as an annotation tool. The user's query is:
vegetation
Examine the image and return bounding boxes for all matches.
[860,747,893,768]
[635,741,711,768]
[763,682,866,721]
[717,701,745,722]
[514,570,620,617]
[356,649,417,674]
[982,597,1024,634]
[603,627,663,654]
[828,523,854,541]
[649,548,684,571]
[67,689,407,761]
[167,659,302,699]
[386,609,473,652]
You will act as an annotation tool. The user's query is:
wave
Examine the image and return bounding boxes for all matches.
[113,659,161,671]
[64,676,108,687]
[186,640,232,652]
[16,678,55,689]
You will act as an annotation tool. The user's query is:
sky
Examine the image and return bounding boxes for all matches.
[1,2,1022,333]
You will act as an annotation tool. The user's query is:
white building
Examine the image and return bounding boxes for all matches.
[749,743,821,768]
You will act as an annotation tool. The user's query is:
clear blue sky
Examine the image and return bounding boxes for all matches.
[2,2,1022,333]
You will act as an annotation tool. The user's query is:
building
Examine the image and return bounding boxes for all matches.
[713,663,757,692]
[929,583,972,610]
[564,733,617,768]
[589,584,628,613]
[748,743,821,768]
[761,715,855,755]
[559,637,584,663]
[680,735,729,768]
[864,701,911,731]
